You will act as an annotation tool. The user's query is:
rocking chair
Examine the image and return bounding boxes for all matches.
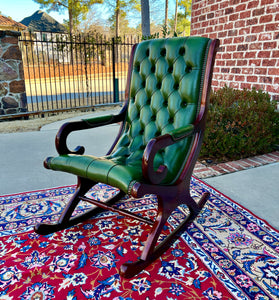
[35,37,219,278]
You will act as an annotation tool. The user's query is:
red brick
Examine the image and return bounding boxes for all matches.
[247,18,258,26]
[261,0,274,4]
[233,52,244,59]
[259,15,273,23]
[239,28,251,35]
[247,0,259,9]
[259,76,272,84]
[226,45,236,52]
[218,163,237,173]
[220,0,230,9]
[234,36,244,43]
[268,68,279,76]
[237,59,248,66]
[227,162,245,171]
[231,67,241,73]
[216,60,225,66]
[235,75,245,81]
[272,50,279,58]
[244,158,262,166]
[249,43,262,50]
[258,153,277,163]
[251,25,265,33]
[245,51,257,59]
[235,3,247,12]
[262,59,277,66]
[241,82,252,89]
[242,67,254,74]
[224,22,233,30]
[234,20,245,28]
[265,23,278,31]
[254,68,267,75]
[236,159,252,168]
[257,51,271,58]
[240,11,251,19]
[247,0,259,8]
[253,7,265,16]
[218,16,228,24]
[266,85,279,93]
[269,152,279,160]
[266,3,279,14]
[226,60,236,66]
[247,76,258,82]
[229,13,239,21]
[218,31,227,38]
[223,37,233,44]
[259,32,273,41]
[249,59,261,66]
[263,41,277,49]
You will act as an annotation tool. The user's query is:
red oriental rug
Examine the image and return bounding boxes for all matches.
[0,177,278,299]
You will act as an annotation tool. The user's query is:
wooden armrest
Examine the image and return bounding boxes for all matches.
[56,110,126,155]
[142,125,194,184]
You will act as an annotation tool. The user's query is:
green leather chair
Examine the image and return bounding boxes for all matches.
[35,37,219,278]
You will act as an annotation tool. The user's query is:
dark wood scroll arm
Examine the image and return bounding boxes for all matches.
[55,108,126,155]
[142,125,195,185]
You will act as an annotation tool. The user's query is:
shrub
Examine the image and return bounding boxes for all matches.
[200,86,279,162]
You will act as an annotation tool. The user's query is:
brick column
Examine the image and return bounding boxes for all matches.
[190,0,279,99]
[0,30,27,117]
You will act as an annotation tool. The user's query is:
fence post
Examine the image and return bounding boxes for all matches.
[112,38,119,103]
[0,30,27,118]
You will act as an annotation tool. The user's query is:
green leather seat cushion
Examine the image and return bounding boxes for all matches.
[46,155,144,194]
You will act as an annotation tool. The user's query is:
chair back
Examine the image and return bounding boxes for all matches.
[110,37,216,184]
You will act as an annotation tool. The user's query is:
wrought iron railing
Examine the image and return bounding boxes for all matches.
[18,32,139,117]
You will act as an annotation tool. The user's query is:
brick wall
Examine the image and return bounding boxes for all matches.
[191,0,279,99]
[0,30,27,117]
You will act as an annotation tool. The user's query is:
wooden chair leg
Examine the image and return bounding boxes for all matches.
[35,177,126,236]
[34,177,93,235]
[120,191,210,278]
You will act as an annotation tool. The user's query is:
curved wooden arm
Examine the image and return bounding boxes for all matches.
[56,111,126,155]
[142,125,194,185]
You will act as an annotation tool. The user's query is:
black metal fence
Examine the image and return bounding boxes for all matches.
[19,32,139,116]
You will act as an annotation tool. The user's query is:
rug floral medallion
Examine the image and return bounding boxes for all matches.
[0,177,278,299]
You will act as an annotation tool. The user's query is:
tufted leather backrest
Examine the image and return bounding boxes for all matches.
[110,37,212,184]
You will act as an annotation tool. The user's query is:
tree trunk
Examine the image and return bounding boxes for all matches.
[68,8,74,36]
[164,0,168,28]
[115,0,120,38]
[141,0,150,37]
[174,0,178,33]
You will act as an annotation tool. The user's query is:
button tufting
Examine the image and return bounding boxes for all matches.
[160,48,166,56]
[156,82,162,89]
[168,66,173,73]
[135,62,140,72]
[151,65,155,73]
[179,47,186,56]
[185,65,192,73]
[151,115,156,121]
[173,82,179,90]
